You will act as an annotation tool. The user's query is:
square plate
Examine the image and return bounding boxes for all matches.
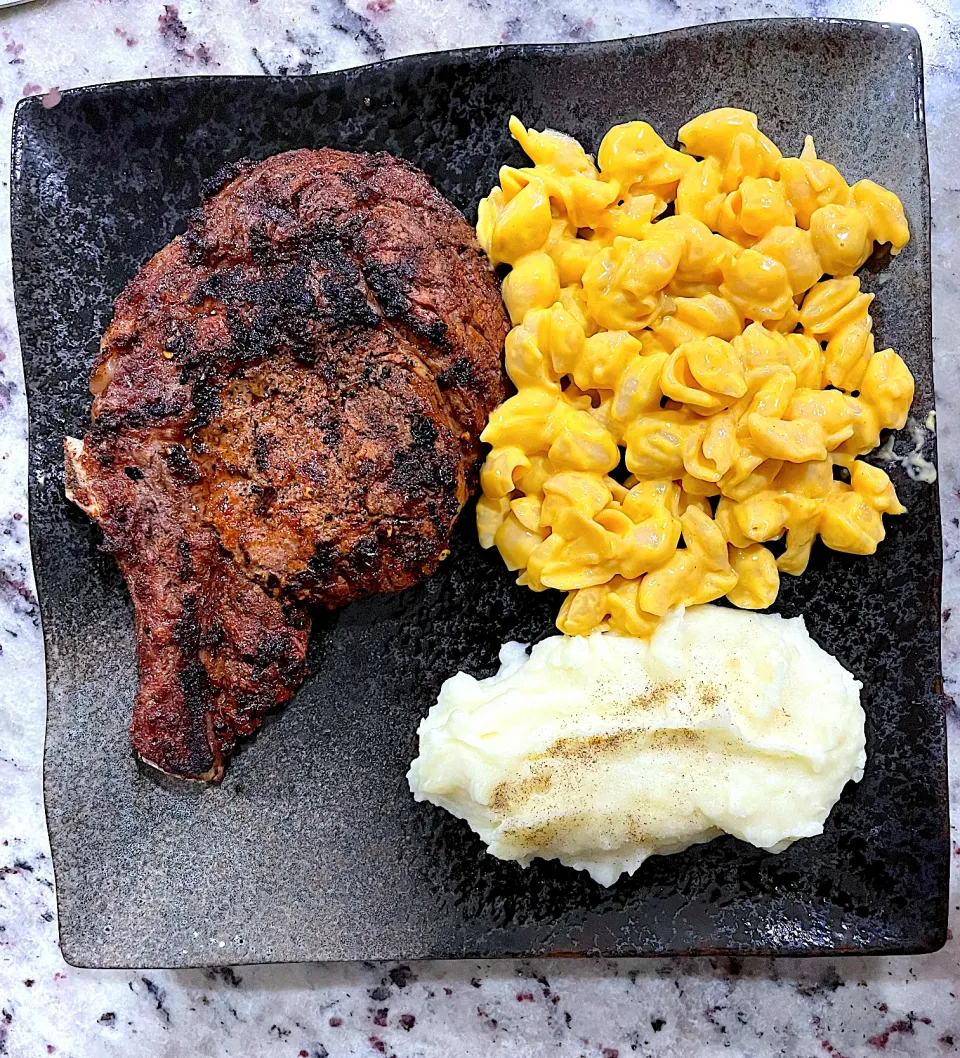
[12,17,947,968]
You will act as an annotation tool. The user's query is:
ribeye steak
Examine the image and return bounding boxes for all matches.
[65,148,509,781]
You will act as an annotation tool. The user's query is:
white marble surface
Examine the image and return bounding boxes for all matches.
[0,1,958,1055]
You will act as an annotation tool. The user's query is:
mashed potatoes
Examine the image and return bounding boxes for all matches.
[408,605,864,885]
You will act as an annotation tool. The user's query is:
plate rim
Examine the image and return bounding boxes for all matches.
[11,15,925,134]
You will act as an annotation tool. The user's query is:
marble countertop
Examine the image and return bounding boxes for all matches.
[1,1,958,1055]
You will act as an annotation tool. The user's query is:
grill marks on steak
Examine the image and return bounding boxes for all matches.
[65,149,509,780]
[202,349,468,604]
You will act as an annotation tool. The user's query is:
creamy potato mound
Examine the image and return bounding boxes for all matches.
[408,605,864,885]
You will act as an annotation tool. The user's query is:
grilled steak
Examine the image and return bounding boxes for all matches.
[65,149,509,781]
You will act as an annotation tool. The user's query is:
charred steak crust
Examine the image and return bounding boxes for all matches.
[65,149,509,781]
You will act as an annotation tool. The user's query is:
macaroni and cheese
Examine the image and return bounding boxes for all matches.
[476,109,913,636]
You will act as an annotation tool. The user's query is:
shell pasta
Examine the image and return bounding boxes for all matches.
[475,108,913,636]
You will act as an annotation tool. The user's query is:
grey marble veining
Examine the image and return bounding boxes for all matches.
[0,1,958,1056]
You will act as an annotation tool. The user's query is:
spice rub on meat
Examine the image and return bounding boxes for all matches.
[65,149,509,781]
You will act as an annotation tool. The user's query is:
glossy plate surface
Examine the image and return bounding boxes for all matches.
[12,18,945,967]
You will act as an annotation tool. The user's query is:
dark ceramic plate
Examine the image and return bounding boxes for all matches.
[13,18,946,968]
